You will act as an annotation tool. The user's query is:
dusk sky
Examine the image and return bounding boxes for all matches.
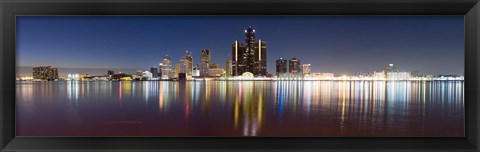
[17,16,464,76]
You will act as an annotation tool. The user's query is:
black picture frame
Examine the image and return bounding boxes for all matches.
[1,0,479,151]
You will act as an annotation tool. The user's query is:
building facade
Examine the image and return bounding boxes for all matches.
[33,66,59,80]
[160,55,172,80]
[200,49,210,77]
[289,57,301,74]
[232,26,267,76]
[301,64,311,75]
[384,64,399,76]
[276,58,287,76]
[150,67,158,78]
[185,51,194,76]
[226,59,232,77]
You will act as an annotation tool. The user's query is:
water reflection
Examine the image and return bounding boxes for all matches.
[16,80,464,136]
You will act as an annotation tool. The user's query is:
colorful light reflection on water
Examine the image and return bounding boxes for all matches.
[16,80,464,136]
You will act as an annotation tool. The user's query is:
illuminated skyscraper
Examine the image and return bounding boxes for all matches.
[276,58,287,76]
[232,26,267,76]
[289,57,301,74]
[175,63,181,78]
[184,51,193,76]
[226,59,232,77]
[232,40,245,76]
[161,55,172,80]
[200,49,210,77]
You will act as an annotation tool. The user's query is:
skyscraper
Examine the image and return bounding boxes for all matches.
[184,51,193,76]
[289,57,301,74]
[232,26,267,76]
[150,67,158,78]
[276,58,287,76]
[200,49,210,77]
[232,40,244,76]
[226,59,232,77]
[161,55,172,80]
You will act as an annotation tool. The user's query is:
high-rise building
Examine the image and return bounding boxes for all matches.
[301,64,311,75]
[33,66,59,80]
[232,26,267,76]
[232,40,245,76]
[185,51,193,76]
[276,58,287,76]
[161,55,172,80]
[226,59,232,77]
[175,63,181,78]
[200,49,210,77]
[289,57,301,74]
[150,67,158,78]
[192,64,200,77]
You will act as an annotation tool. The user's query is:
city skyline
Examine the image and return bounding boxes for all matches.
[17,16,464,76]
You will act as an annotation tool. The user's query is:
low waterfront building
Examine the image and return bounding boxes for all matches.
[67,74,81,81]
[372,71,385,79]
[307,73,334,80]
[112,73,132,80]
[301,64,311,75]
[142,71,153,80]
[207,67,225,77]
[33,66,59,81]
[386,72,411,80]
[192,66,200,77]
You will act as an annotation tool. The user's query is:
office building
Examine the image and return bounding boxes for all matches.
[207,67,225,77]
[276,58,287,76]
[372,71,385,79]
[180,51,193,76]
[33,66,59,80]
[142,71,153,79]
[308,73,335,79]
[160,55,172,80]
[112,73,132,80]
[226,59,232,77]
[150,67,158,78]
[386,72,411,80]
[384,64,399,75]
[200,49,210,77]
[301,64,311,75]
[192,65,200,77]
[289,57,301,74]
[232,26,267,76]
[175,63,181,78]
